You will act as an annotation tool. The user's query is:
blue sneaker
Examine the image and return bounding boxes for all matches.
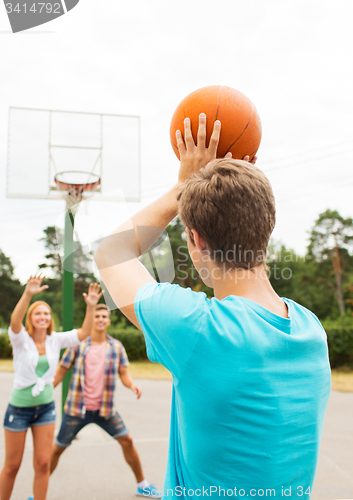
[26,497,34,500]
[136,484,163,498]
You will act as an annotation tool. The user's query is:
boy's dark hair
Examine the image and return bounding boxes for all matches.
[177,159,276,269]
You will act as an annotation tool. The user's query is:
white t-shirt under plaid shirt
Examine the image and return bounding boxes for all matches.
[60,335,129,417]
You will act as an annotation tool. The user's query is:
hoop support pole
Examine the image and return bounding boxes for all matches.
[61,207,75,415]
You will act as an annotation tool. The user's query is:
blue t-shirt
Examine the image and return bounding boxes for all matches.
[135,282,331,499]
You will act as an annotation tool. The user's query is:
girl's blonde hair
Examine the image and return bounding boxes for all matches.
[25,301,54,337]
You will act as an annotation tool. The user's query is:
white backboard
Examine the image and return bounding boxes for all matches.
[6,107,141,202]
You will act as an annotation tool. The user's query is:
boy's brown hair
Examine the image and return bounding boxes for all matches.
[177,159,276,269]
[95,304,110,315]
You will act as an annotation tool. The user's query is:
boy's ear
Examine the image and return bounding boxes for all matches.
[191,230,207,253]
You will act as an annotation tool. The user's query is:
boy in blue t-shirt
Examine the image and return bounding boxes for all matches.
[95,114,331,499]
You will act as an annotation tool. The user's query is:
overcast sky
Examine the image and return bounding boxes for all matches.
[1,0,352,282]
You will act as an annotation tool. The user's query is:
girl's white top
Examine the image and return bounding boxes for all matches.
[8,326,80,397]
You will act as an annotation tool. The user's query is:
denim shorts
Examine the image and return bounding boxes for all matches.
[55,410,129,448]
[3,401,56,432]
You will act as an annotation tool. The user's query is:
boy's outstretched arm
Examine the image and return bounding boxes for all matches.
[118,365,142,398]
[94,114,221,328]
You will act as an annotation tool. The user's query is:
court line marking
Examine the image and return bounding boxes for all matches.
[321,453,353,485]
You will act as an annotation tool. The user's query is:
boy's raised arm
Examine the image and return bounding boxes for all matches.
[76,283,103,341]
[94,114,221,328]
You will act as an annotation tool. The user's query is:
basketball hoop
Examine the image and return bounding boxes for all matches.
[54,171,101,210]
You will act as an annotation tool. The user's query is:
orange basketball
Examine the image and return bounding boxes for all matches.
[170,85,262,161]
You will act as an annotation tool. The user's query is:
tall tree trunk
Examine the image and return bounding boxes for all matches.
[334,271,345,315]
[330,244,345,315]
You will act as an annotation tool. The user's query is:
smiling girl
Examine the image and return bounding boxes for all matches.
[0,275,102,500]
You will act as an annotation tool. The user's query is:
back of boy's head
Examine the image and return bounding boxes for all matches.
[177,159,276,269]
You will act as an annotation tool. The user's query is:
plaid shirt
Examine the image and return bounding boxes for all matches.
[60,335,129,418]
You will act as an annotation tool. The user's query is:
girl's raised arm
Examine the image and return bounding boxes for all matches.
[10,275,49,334]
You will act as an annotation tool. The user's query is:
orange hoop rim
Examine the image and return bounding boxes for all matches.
[54,171,101,193]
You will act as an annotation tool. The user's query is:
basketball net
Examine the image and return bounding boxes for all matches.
[54,171,101,214]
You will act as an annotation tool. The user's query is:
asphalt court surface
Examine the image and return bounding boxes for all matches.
[0,373,352,500]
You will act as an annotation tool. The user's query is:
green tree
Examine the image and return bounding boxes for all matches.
[167,217,214,296]
[308,210,353,316]
[346,285,353,316]
[39,226,63,279]
[38,226,98,328]
[267,240,339,320]
[0,250,23,327]
[267,241,303,298]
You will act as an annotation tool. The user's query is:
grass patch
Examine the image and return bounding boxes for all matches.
[0,359,172,380]
[0,359,351,389]
[0,359,13,372]
[128,361,172,380]
[331,367,353,392]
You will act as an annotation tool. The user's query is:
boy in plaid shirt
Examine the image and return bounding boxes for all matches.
[50,304,162,499]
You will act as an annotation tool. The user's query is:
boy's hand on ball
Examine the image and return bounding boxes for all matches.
[177,113,221,183]
[242,155,257,165]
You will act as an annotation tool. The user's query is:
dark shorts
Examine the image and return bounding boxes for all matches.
[3,401,56,432]
[55,410,129,448]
